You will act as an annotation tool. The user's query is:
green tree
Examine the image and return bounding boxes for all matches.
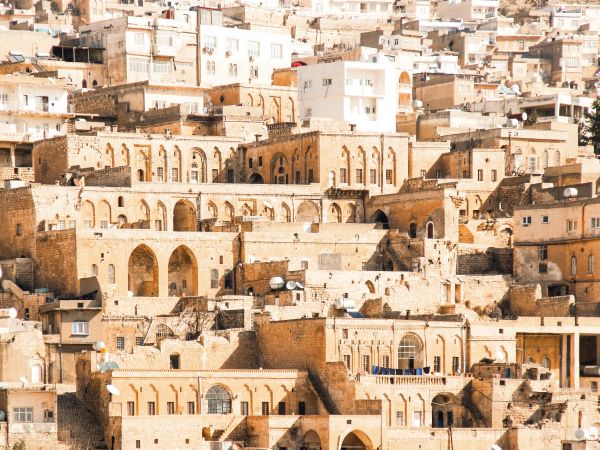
[583,99,600,154]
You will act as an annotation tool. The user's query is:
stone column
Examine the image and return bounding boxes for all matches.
[571,332,580,389]
[560,335,568,388]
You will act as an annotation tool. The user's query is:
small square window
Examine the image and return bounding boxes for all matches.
[116,336,125,350]
[542,215,549,224]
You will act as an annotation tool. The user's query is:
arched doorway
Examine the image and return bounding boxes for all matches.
[128,245,159,296]
[173,200,196,232]
[431,393,460,428]
[248,173,264,183]
[206,385,232,414]
[302,430,321,449]
[168,246,198,296]
[340,430,373,450]
[297,201,320,223]
[409,222,417,238]
[370,210,389,229]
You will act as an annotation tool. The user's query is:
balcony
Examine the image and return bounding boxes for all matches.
[359,374,449,386]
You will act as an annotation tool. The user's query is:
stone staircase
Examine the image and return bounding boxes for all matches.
[57,392,108,450]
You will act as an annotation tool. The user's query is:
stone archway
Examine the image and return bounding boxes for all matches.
[168,245,198,297]
[173,200,196,232]
[340,430,374,450]
[370,210,389,229]
[128,244,159,297]
[302,430,322,450]
[297,201,319,223]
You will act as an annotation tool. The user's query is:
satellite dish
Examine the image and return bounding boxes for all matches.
[127,291,133,298]
[94,341,106,351]
[521,112,528,122]
[107,384,121,396]
[564,187,578,198]
[0,265,3,279]
[286,281,297,290]
[491,445,503,450]
[296,282,304,290]
[511,84,521,95]
[19,377,28,385]
[575,429,586,440]
[269,276,285,290]
[8,308,17,319]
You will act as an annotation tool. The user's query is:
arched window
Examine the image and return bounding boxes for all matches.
[398,335,423,370]
[589,254,595,274]
[206,386,232,414]
[118,214,127,225]
[409,223,417,238]
[426,222,434,239]
[108,264,115,283]
[118,196,124,207]
[554,150,561,166]
[82,79,87,89]
[219,255,223,264]
[543,150,549,168]
[571,255,577,276]
[210,269,219,289]
[91,264,98,277]
[24,308,30,320]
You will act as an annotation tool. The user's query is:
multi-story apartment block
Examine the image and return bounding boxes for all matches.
[0,74,72,183]
[298,59,398,132]
[528,37,586,83]
[79,8,291,88]
[436,0,499,22]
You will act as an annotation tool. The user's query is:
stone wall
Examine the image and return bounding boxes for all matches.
[83,166,132,187]
[457,244,513,275]
[35,230,78,296]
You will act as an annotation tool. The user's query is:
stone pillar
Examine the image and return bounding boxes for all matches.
[571,332,580,389]
[158,257,169,298]
[560,335,568,388]
[9,146,15,167]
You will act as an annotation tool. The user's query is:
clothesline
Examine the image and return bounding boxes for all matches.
[371,365,431,376]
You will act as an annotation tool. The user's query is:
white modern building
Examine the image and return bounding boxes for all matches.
[298,0,394,16]
[298,59,398,132]
[0,74,71,142]
[436,0,499,21]
[80,8,291,88]
[198,25,292,88]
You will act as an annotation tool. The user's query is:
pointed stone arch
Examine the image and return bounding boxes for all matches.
[80,200,95,228]
[173,199,196,232]
[168,245,198,297]
[281,202,291,222]
[128,244,159,297]
[329,202,342,223]
[98,200,111,226]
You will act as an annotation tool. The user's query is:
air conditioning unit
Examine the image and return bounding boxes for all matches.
[203,46,214,53]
